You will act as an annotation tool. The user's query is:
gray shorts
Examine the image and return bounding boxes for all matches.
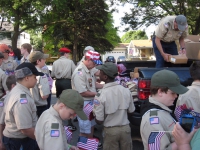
[77,100,96,134]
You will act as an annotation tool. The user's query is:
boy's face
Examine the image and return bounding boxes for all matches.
[20,46,27,55]
[160,89,178,106]
[38,59,46,68]
[27,75,37,88]
[59,104,76,120]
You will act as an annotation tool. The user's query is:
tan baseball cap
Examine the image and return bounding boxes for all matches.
[29,51,49,63]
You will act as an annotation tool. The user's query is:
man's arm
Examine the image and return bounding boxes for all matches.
[21,128,35,139]
[179,37,186,54]
[80,91,96,97]
[155,37,170,62]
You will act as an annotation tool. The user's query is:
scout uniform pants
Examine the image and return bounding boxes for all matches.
[103,124,132,150]
[3,136,39,150]
[55,78,71,98]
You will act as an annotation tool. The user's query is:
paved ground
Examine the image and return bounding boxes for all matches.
[51,81,144,149]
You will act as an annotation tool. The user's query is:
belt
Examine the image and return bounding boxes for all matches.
[104,124,128,128]
[56,78,71,80]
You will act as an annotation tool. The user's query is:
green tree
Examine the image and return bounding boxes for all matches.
[114,0,200,34]
[42,0,120,62]
[121,30,148,43]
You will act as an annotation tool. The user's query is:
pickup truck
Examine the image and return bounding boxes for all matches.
[117,60,193,126]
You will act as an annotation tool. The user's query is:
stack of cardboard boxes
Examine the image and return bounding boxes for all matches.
[169,35,200,64]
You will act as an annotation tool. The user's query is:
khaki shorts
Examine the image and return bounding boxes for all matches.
[77,100,96,134]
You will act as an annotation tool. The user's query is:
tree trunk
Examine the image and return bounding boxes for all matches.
[12,21,20,49]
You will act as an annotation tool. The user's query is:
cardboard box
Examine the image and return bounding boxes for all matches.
[169,55,188,64]
[185,35,200,42]
[185,42,200,60]
[130,72,139,78]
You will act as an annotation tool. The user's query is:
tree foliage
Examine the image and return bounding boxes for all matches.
[121,30,148,43]
[42,0,120,62]
[111,0,200,35]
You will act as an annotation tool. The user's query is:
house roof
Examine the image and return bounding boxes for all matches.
[130,40,152,48]
[0,21,14,31]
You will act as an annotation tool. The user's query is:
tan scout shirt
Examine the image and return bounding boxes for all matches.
[3,83,37,138]
[30,67,50,106]
[176,82,200,113]
[140,97,176,150]
[35,106,69,150]
[1,56,18,72]
[20,55,30,64]
[93,82,135,127]
[155,16,188,42]
[0,68,8,96]
[51,56,76,79]
[72,62,96,100]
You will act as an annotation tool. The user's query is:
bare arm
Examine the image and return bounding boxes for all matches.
[41,95,49,100]
[179,37,186,54]
[80,91,96,97]
[21,128,35,140]
[155,37,170,62]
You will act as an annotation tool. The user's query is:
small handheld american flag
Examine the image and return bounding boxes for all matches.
[148,132,165,150]
[83,101,94,121]
[64,126,72,142]
[77,136,99,150]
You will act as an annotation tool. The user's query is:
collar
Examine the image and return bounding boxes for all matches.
[49,105,62,120]
[80,62,90,73]
[149,96,172,113]
[36,66,42,72]
[59,56,67,59]
[192,81,200,86]
[3,56,13,63]
[16,83,32,98]
[103,82,118,89]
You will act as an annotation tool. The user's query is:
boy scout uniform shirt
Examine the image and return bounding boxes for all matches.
[30,67,50,106]
[155,16,188,42]
[0,68,8,96]
[93,82,135,127]
[35,106,69,150]
[140,97,176,150]
[20,55,30,63]
[72,62,96,100]
[1,56,18,73]
[51,56,76,79]
[176,82,200,113]
[3,83,37,138]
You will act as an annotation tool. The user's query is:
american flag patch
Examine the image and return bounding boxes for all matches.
[83,101,94,120]
[64,126,72,142]
[20,98,28,104]
[150,117,159,124]
[78,71,82,76]
[50,130,60,137]
[77,136,99,150]
[0,102,4,107]
[148,132,165,150]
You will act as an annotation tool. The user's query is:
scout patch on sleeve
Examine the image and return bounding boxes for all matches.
[164,22,169,28]
[0,101,4,107]
[150,117,159,125]
[20,94,26,98]
[93,99,100,106]
[51,123,59,129]
[96,93,100,97]
[78,68,82,71]
[50,130,60,137]
[20,94,28,104]
[78,71,83,76]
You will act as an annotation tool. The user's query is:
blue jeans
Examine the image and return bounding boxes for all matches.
[2,136,39,150]
[153,37,178,68]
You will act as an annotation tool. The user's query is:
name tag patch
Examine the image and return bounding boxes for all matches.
[0,102,4,107]
[93,99,100,106]
[150,117,159,125]
[50,130,60,137]
[20,98,28,104]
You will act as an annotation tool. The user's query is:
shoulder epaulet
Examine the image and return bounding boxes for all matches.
[20,94,26,98]
[150,110,158,116]
[51,123,59,129]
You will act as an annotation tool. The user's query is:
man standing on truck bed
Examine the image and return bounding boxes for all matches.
[153,15,188,68]
[140,70,188,150]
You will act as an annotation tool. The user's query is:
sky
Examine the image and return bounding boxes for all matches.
[110,3,156,39]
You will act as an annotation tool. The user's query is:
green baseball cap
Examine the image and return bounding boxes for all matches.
[59,89,87,120]
[151,70,188,94]
[96,62,118,78]
[29,51,49,63]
